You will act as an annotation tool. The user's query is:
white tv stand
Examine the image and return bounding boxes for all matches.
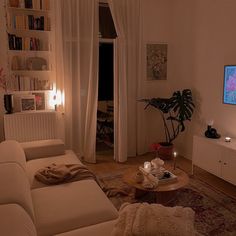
[192,135,236,186]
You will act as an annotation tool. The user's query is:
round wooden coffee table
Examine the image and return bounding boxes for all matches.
[123,167,189,205]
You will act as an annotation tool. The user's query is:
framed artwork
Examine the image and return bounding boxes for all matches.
[146,43,168,80]
[20,95,36,112]
[32,92,45,110]
[223,65,236,105]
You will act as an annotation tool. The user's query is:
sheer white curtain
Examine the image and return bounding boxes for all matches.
[55,0,99,163]
[108,0,141,162]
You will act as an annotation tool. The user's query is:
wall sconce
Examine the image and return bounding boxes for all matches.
[49,90,63,111]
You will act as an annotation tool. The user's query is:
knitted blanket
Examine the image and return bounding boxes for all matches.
[35,163,128,197]
[111,202,198,236]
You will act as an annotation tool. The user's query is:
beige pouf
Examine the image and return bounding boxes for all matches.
[112,202,197,236]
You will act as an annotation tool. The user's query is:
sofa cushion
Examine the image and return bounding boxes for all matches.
[0,204,37,236]
[21,139,65,160]
[26,150,83,189]
[56,220,116,236]
[0,163,35,221]
[32,179,118,236]
[0,140,26,171]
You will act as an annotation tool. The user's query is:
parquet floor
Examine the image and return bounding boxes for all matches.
[86,149,236,200]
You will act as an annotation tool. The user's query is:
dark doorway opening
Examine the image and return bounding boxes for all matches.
[96,42,114,154]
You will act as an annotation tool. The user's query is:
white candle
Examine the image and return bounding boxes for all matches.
[225,137,231,142]
[144,161,151,173]
[173,152,177,170]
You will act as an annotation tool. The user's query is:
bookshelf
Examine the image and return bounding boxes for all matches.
[5,0,55,111]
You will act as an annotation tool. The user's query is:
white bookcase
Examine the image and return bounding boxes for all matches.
[4,0,55,110]
[192,135,236,186]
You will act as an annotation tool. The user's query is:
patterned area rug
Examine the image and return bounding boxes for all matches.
[99,172,236,236]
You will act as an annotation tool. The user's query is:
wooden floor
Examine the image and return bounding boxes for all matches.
[86,150,236,200]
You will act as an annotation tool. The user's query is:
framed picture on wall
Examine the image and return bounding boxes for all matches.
[146,43,168,80]
[223,65,236,105]
[32,92,45,110]
[20,95,36,112]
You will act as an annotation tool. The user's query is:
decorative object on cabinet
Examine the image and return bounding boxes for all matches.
[225,137,231,142]
[140,89,195,159]
[0,67,13,114]
[4,94,14,114]
[20,94,36,111]
[146,43,168,80]
[32,92,45,110]
[204,120,221,139]
[0,67,8,93]
[26,57,47,70]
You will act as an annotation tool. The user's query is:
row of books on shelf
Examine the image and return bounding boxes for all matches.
[9,0,50,10]
[8,33,48,50]
[8,14,50,31]
[8,75,52,91]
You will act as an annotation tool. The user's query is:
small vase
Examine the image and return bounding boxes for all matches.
[4,94,14,114]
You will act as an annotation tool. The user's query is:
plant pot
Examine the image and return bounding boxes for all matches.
[157,142,174,160]
[9,0,19,7]
[4,94,14,114]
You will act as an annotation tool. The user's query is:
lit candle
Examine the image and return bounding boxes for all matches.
[173,152,177,170]
[225,137,231,142]
[144,161,151,173]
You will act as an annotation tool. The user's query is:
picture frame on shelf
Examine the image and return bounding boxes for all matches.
[20,95,36,112]
[146,43,168,81]
[32,92,45,110]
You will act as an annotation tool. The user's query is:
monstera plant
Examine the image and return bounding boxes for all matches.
[140,89,195,159]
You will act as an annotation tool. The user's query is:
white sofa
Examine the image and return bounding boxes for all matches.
[0,140,118,236]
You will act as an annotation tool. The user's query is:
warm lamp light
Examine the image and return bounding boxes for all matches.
[225,137,231,142]
[173,151,178,170]
[49,90,63,111]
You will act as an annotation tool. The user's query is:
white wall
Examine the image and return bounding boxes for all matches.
[141,0,236,159]
[140,0,174,153]
[172,0,236,159]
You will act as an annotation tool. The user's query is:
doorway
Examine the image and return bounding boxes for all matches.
[96,42,114,155]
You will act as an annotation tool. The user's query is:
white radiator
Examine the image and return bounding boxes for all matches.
[4,111,56,142]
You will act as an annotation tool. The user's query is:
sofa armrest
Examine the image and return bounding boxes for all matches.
[21,139,65,161]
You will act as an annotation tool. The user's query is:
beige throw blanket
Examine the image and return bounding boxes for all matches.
[111,202,198,236]
[35,163,128,197]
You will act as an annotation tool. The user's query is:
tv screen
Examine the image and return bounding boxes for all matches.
[223,65,236,105]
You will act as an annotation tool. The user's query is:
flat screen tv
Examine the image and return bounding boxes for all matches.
[223,65,236,105]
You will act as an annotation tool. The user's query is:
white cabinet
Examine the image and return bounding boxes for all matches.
[192,135,236,186]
